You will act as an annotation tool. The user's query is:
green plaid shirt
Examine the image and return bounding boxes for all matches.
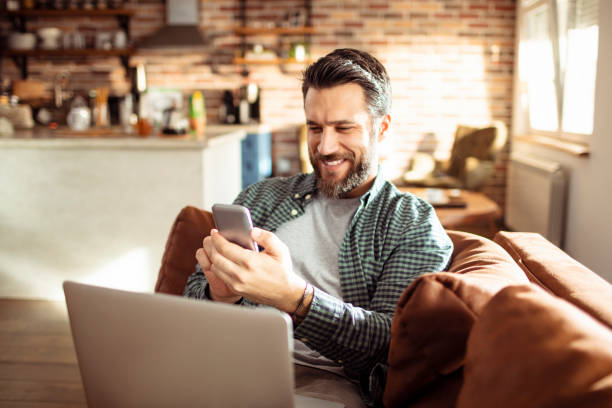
[184,171,452,382]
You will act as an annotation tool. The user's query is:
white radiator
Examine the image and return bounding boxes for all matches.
[505,153,567,247]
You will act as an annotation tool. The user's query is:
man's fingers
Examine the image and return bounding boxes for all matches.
[251,228,286,258]
[210,229,251,261]
[195,247,210,269]
[209,254,246,292]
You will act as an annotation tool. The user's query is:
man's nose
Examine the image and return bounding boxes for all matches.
[318,129,339,155]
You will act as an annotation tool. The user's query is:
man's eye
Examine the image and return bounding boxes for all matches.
[337,127,351,132]
[308,127,322,133]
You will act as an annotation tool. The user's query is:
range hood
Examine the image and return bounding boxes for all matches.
[137,0,207,49]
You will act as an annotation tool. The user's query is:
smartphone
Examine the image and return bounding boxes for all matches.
[211,203,259,252]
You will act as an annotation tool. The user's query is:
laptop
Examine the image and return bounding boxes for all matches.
[63,281,344,408]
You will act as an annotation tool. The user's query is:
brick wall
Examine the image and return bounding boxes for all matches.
[1,0,516,207]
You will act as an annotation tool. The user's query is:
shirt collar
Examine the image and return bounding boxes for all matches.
[358,166,386,206]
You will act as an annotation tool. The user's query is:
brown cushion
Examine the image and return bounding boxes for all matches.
[494,231,612,329]
[457,285,612,408]
[155,206,215,295]
[396,369,464,408]
[383,231,528,408]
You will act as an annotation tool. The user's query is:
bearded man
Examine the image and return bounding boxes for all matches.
[184,48,453,408]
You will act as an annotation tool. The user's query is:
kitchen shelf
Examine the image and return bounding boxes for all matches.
[232,57,312,65]
[233,26,316,36]
[235,0,313,76]
[0,9,135,17]
[2,48,134,57]
[1,9,133,33]
[0,8,134,79]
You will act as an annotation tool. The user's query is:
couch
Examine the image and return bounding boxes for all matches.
[156,206,612,407]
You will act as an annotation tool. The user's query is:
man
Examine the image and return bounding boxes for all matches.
[184,48,453,407]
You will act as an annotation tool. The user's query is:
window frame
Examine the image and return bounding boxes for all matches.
[516,0,599,145]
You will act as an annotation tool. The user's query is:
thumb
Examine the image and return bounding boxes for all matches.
[251,228,286,257]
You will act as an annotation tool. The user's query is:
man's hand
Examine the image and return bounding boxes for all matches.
[196,234,242,303]
[205,227,307,313]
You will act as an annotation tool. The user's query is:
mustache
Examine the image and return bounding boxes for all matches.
[312,151,355,162]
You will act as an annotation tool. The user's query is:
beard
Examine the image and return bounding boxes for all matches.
[309,135,377,199]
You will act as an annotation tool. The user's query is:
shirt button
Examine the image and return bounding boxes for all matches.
[300,337,308,343]
[337,360,343,364]
[305,194,311,200]
[294,193,300,198]
[291,209,298,216]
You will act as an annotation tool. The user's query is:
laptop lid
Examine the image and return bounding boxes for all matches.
[64,281,310,408]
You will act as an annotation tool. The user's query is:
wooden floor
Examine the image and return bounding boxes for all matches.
[0,299,86,407]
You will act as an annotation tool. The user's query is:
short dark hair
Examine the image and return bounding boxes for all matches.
[301,48,391,118]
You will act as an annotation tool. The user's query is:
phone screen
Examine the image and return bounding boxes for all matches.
[212,204,259,251]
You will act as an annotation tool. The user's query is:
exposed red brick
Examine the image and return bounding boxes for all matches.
[409,12,429,19]
[0,0,515,209]
[469,4,490,11]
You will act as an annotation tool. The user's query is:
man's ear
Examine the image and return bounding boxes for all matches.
[377,114,391,142]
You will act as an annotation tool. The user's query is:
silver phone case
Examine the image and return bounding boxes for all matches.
[212,204,259,251]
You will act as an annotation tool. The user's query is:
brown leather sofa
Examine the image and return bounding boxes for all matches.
[156,206,612,408]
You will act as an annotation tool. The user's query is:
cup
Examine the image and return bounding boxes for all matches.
[113,30,127,49]
[96,32,112,50]
[62,32,72,49]
[37,27,62,50]
[73,32,85,49]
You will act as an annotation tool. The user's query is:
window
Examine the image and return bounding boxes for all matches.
[517,0,599,141]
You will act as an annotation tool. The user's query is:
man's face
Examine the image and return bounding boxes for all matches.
[304,83,387,198]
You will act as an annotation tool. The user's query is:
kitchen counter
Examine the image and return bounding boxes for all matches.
[3,124,256,149]
[0,126,246,300]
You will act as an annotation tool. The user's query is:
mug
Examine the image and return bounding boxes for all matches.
[113,31,127,49]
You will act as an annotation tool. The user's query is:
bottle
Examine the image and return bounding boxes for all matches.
[227,90,237,124]
[219,90,236,124]
[238,86,249,125]
[246,82,260,122]
[189,91,206,139]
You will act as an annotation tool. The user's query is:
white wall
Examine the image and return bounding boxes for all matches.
[0,135,243,300]
[511,1,612,282]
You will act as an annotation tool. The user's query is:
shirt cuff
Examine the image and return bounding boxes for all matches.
[292,287,345,351]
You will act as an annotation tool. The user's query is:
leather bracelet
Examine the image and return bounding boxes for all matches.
[291,283,313,323]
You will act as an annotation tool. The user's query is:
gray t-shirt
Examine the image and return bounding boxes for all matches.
[275,193,361,376]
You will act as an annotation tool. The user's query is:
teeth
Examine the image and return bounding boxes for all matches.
[325,159,344,166]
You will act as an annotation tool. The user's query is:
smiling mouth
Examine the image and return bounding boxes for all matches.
[322,158,346,167]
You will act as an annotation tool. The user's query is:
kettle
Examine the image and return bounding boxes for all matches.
[67,96,91,131]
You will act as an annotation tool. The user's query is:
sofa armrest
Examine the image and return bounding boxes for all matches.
[458,285,612,408]
[494,231,612,329]
[384,231,528,407]
[155,206,215,295]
